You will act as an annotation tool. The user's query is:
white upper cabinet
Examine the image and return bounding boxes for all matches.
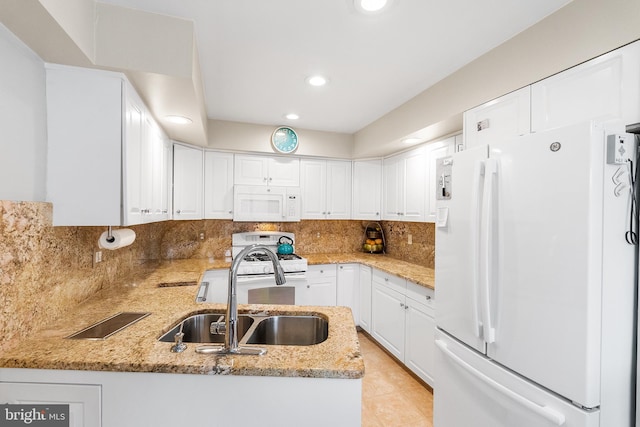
[425,137,455,223]
[173,143,203,220]
[463,86,531,149]
[45,64,170,226]
[383,146,427,221]
[352,159,382,221]
[234,154,300,187]
[300,159,352,219]
[531,41,640,132]
[204,151,234,219]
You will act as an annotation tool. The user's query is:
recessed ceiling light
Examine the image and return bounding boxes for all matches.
[354,0,390,13]
[402,137,422,145]
[164,115,192,125]
[306,75,328,87]
[284,113,300,120]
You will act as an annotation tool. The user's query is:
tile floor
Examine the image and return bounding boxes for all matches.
[359,332,434,427]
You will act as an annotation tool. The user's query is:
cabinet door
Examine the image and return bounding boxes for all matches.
[425,137,455,222]
[152,135,172,222]
[173,144,203,220]
[300,159,327,219]
[297,265,337,306]
[123,92,145,225]
[531,41,640,132]
[326,160,352,219]
[463,86,531,149]
[405,296,435,386]
[234,154,269,185]
[336,264,360,325]
[204,151,234,219]
[359,265,373,332]
[382,155,402,220]
[402,147,427,221]
[372,280,406,360]
[352,159,382,220]
[268,157,300,186]
[0,382,101,427]
[46,65,123,226]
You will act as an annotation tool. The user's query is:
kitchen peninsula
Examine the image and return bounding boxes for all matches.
[0,255,434,427]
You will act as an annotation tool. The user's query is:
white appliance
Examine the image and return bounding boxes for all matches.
[232,231,307,304]
[434,122,637,427]
[233,185,301,222]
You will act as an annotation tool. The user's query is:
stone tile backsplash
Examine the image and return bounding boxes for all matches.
[1,200,435,351]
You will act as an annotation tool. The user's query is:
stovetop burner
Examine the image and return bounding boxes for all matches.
[243,253,302,262]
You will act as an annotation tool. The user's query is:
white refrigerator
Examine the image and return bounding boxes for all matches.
[434,121,637,427]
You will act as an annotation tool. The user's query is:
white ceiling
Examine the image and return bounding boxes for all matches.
[97,0,571,134]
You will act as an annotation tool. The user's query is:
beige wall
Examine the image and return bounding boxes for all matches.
[353,0,640,158]
[208,119,355,159]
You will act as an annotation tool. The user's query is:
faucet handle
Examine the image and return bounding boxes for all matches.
[210,316,226,335]
[171,332,187,353]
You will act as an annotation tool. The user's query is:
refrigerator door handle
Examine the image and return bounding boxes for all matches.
[471,160,485,338]
[480,159,497,344]
[435,339,567,426]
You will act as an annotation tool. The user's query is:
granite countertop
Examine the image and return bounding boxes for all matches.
[301,252,435,290]
[0,254,433,379]
[0,259,363,380]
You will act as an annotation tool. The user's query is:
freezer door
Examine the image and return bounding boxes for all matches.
[434,330,599,427]
[435,145,488,353]
[485,122,604,408]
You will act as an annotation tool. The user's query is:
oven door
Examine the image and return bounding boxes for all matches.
[237,273,306,305]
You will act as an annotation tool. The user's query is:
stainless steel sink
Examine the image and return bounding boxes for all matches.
[158,312,328,346]
[158,313,254,343]
[245,315,328,346]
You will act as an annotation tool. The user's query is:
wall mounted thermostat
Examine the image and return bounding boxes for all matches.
[607,134,631,165]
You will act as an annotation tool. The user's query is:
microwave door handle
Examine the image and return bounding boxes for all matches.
[435,339,566,426]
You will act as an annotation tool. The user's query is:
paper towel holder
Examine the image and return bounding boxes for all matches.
[106,226,115,244]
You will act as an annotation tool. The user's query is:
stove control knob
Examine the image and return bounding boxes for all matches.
[263,266,270,274]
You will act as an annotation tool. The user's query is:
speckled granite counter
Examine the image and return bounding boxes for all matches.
[0,253,433,380]
[0,259,363,379]
[301,252,435,290]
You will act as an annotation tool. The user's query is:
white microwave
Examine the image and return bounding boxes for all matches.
[233,185,301,222]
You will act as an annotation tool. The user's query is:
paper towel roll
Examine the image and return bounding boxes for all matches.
[99,229,136,250]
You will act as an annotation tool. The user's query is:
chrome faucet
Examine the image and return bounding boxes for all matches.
[196,244,286,356]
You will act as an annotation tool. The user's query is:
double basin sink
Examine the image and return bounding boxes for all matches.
[159,312,328,346]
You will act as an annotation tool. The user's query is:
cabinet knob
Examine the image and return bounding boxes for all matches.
[269,177,272,182]
[228,210,233,214]
[426,295,432,300]
[384,277,389,282]
[176,210,181,214]
[327,212,331,215]
[400,303,405,307]
[263,177,267,182]
[307,285,310,289]
[320,270,324,274]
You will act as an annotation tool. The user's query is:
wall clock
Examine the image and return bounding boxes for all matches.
[271,126,299,154]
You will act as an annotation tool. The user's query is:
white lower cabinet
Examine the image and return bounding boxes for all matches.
[296,264,337,306]
[371,269,435,386]
[358,265,373,332]
[0,369,360,427]
[405,281,436,386]
[0,381,101,427]
[336,264,360,325]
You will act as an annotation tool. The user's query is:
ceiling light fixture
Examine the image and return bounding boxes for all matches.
[402,137,422,145]
[284,113,300,120]
[164,115,193,125]
[306,75,328,87]
[354,0,390,13]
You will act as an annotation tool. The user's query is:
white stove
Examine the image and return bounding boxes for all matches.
[231,231,307,276]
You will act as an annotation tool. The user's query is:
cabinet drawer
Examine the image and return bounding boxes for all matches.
[372,268,406,294]
[307,264,337,279]
[406,281,435,313]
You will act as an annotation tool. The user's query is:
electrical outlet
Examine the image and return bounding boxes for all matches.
[408,234,413,245]
[94,251,103,266]
[199,232,205,240]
